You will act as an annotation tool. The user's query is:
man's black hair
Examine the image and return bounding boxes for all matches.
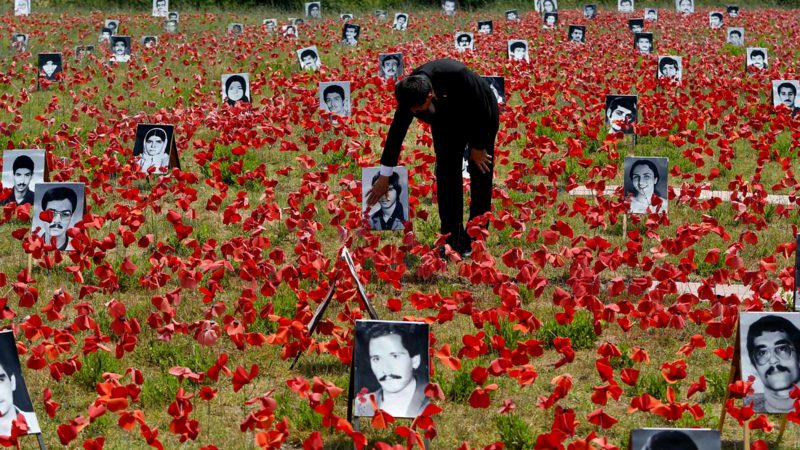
[395,75,432,110]
[307,2,319,14]
[509,41,526,52]
[607,96,637,118]
[750,49,765,60]
[778,82,797,96]
[747,315,800,367]
[396,14,407,20]
[457,33,471,43]
[12,155,34,174]
[659,57,679,73]
[300,49,317,60]
[371,171,402,197]
[642,430,698,450]
[323,84,345,102]
[729,29,742,37]
[365,322,422,359]
[42,187,77,213]
[711,12,723,20]
[381,54,400,65]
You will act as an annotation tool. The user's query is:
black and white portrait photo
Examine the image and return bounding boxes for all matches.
[746,48,768,70]
[141,36,158,48]
[297,46,320,71]
[14,0,30,16]
[539,0,558,13]
[634,32,653,55]
[281,24,298,38]
[629,18,644,33]
[624,157,668,215]
[263,19,277,32]
[341,24,360,46]
[31,182,85,252]
[152,0,168,17]
[508,40,529,62]
[727,5,739,17]
[38,53,63,82]
[375,10,388,20]
[1,150,45,207]
[221,73,250,106]
[644,8,657,21]
[676,0,694,14]
[378,53,403,80]
[110,36,131,63]
[0,331,40,437]
[568,25,586,43]
[99,27,112,43]
[133,124,174,174]
[362,167,408,231]
[228,23,244,36]
[455,32,473,51]
[631,429,720,450]
[727,27,744,46]
[164,19,178,33]
[167,11,179,21]
[305,1,321,19]
[584,4,597,19]
[393,13,408,31]
[477,20,493,34]
[618,0,634,13]
[505,9,519,21]
[75,45,94,61]
[740,312,800,413]
[772,80,799,111]
[795,234,800,311]
[709,11,724,29]
[657,56,682,82]
[353,320,430,418]
[293,17,307,26]
[104,19,120,36]
[483,76,505,108]
[442,0,457,16]
[319,81,351,119]
[543,12,558,29]
[11,33,28,52]
[605,95,638,134]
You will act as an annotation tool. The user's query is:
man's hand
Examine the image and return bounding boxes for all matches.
[366,175,390,207]
[469,148,493,174]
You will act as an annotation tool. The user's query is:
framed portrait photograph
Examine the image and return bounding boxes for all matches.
[455,32,474,51]
[341,24,360,46]
[362,166,408,232]
[110,36,132,63]
[634,32,653,55]
[152,0,168,17]
[319,81,351,119]
[605,94,638,134]
[676,0,694,14]
[618,0,634,13]
[508,40,529,62]
[772,80,799,110]
[727,27,744,46]
[263,19,277,32]
[221,73,250,106]
[746,47,768,70]
[281,24,298,38]
[167,11,179,22]
[227,23,244,36]
[442,0,457,16]
[99,27,112,43]
[505,9,519,21]
[305,1,321,19]
[132,124,176,174]
[584,4,597,19]
[477,20,493,34]
[1,149,45,207]
[629,18,644,32]
[624,156,668,215]
[740,312,800,413]
[393,13,409,31]
[164,19,178,33]
[297,45,320,71]
[352,320,430,418]
[75,45,94,61]
[727,5,739,17]
[543,12,558,29]
[657,56,682,82]
[0,330,40,437]
[11,33,28,52]
[539,0,558,13]
[104,19,120,35]
[141,36,158,48]
[483,76,505,109]
[378,53,403,80]
[631,429,720,450]
[14,0,30,16]
[37,53,63,82]
[644,8,657,21]
[568,25,586,43]
[709,11,724,29]
[31,182,85,252]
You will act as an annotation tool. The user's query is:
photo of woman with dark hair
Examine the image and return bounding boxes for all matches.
[624,157,668,214]
[223,73,250,106]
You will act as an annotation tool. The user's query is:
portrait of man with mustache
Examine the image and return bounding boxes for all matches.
[33,184,83,252]
[742,313,800,413]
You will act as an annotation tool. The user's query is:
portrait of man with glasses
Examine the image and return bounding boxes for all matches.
[32,183,84,252]
[740,312,800,413]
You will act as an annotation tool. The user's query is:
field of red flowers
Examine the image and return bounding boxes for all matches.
[1,4,800,450]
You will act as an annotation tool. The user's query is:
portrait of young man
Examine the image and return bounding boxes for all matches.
[305,2,321,19]
[644,8,657,21]
[32,183,84,252]
[455,32,473,51]
[772,80,799,111]
[393,13,408,31]
[584,4,597,19]
[297,46,321,71]
[634,32,653,55]
[11,33,28,52]
[282,24,298,38]
[341,24,360,46]
[631,429,720,450]
[624,157,668,215]
[477,20,493,34]
[676,0,694,14]
[505,10,519,21]
[727,5,739,17]
[657,56,682,82]
[14,0,30,16]
[104,19,120,35]
[378,53,403,80]
[152,0,168,17]
[746,48,768,70]
[618,0,634,13]
[141,36,158,48]
[605,95,638,134]
[38,53,63,82]
[629,18,644,33]
[740,312,800,413]
[167,11,179,21]
[99,27,112,43]
[319,82,351,118]
[709,12,724,29]
[164,19,178,33]
[262,19,278,32]
[1,150,44,207]
[228,23,244,36]
[110,36,131,63]
[727,27,744,46]
[568,25,586,44]
[508,40,529,62]
[133,124,175,174]
[0,331,40,437]
[362,167,408,231]
[353,321,429,418]
[442,0,457,16]
[222,73,250,106]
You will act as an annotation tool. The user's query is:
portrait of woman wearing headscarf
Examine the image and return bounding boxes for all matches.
[224,74,250,106]
[137,127,171,173]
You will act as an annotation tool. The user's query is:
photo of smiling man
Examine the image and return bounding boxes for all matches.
[31,183,84,252]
